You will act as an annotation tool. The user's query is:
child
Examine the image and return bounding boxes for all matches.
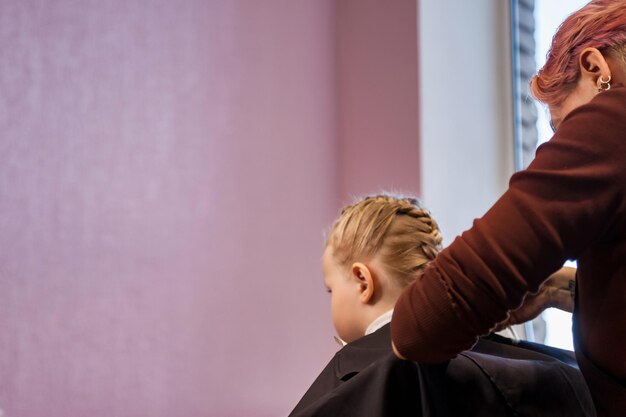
[322,194,441,346]
[289,194,594,417]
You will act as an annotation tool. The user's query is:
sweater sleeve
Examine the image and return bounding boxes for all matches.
[391,87,626,362]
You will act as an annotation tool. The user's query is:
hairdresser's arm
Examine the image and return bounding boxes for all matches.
[392,342,405,359]
[496,266,575,329]
[391,89,626,362]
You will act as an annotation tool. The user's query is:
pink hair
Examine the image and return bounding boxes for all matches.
[530,0,626,107]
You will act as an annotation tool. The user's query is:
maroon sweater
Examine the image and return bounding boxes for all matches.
[392,86,626,416]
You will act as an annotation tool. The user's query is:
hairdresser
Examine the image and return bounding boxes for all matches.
[391,2,626,416]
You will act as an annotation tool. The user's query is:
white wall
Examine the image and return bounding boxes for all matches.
[419,0,515,245]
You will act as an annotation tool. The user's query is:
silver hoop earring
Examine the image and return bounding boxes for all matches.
[597,75,611,91]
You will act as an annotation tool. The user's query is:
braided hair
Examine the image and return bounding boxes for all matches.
[327,194,442,288]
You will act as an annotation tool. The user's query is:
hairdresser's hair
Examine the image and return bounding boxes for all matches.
[326,194,442,288]
[530,0,626,107]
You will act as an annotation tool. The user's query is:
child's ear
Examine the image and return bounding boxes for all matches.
[351,262,375,304]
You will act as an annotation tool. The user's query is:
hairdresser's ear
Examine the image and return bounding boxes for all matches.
[351,262,375,304]
[578,47,611,86]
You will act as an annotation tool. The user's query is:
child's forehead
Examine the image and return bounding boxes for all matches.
[321,246,334,272]
[321,246,347,276]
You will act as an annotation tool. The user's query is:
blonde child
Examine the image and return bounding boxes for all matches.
[289,194,593,417]
[322,194,441,345]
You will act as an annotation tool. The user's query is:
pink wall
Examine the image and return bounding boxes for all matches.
[0,1,419,416]
[337,0,420,198]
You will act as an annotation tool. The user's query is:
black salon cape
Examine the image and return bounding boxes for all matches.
[289,325,595,417]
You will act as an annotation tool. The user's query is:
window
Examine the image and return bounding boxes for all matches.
[510,0,589,350]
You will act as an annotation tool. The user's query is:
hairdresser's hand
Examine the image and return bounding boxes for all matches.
[496,266,576,329]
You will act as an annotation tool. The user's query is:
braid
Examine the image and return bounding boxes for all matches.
[327,193,443,289]
[394,202,442,261]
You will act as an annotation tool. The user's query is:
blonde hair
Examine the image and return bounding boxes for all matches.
[326,194,442,288]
